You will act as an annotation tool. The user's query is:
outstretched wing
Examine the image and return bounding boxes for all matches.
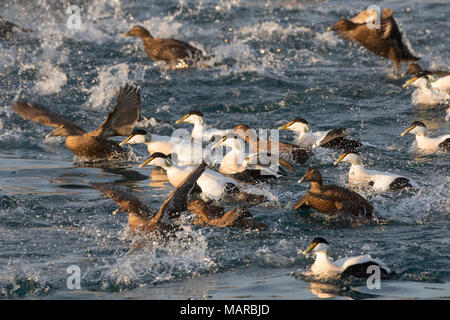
[11,101,85,133]
[157,161,207,219]
[94,84,141,138]
[91,183,156,219]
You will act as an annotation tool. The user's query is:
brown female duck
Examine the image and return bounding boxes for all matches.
[330,8,419,73]
[406,63,450,78]
[293,168,373,219]
[121,25,205,69]
[11,84,140,162]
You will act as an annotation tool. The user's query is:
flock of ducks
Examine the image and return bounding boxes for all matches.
[3,6,449,280]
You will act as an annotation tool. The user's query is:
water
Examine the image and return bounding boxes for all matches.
[0,0,449,300]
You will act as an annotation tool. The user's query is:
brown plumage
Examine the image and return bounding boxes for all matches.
[330,8,420,72]
[0,17,33,39]
[406,63,450,78]
[293,168,373,219]
[233,124,311,165]
[92,161,207,235]
[11,84,141,162]
[188,199,267,231]
[121,25,206,69]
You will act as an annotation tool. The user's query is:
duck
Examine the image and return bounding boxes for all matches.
[121,25,206,69]
[400,121,450,152]
[11,84,141,162]
[119,128,203,165]
[329,8,420,73]
[175,110,231,142]
[302,237,392,279]
[278,118,362,150]
[232,124,311,164]
[212,134,296,182]
[91,161,207,235]
[293,168,373,219]
[406,63,450,78]
[188,199,268,230]
[0,17,33,39]
[403,72,450,106]
[333,150,418,191]
[139,152,266,203]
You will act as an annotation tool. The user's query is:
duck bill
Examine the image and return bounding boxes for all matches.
[402,76,418,88]
[138,155,154,168]
[302,242,317,255]
[45,129,57,139]
[213,136,226,149]
[333,152,347,165]
[401,125,415,136]
[279,158,296,173]
[175,114,189,125]
[297,173,307,183]
[120,32,129,38]
[278,121,293,130]
[119,134,133,146]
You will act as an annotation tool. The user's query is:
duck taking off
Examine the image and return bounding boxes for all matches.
[121,25,206,70]
[334,150,418,192]
[329,8,420,73]
[293,168,373,219]
[302,237,392,279]
[278,118,361,150]
[11,84,141,162]
[401,121,450,153]
[175,110,231,142]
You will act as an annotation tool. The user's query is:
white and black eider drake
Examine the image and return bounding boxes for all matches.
[403,72,450,106]
[175,110,231,142]
[401,121,450,153]
[120,128,203,165]
[278,118,361,150]
[334,150,418,192]
[303,237,392,279]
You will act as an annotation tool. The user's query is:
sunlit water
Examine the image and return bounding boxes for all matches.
[0,0,449,299]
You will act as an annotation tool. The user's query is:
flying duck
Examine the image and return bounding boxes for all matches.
[121,25,206,69]
[293,168,373,219]
[139,152,265,203]
[188,199,268,230]
[91,161,207,235]
[278,118,362,150]
[329,8,420,73]
[401,121,450,152]
[334,150,418,191]
[11,84,141,162]
[302,237,392,279]
[233,124,311,165]
[406,63,450,78]
[213,134,296,182]
[175,110,231,142]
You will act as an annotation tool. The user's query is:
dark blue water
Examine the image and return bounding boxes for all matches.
[0,0,449,299]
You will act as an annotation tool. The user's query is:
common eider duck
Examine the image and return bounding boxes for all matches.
[278,118,361,150]
[233,124,311,165]
[120,128,203,165]
[11,84,141,162]
[0,17,33,39]
[406,63,450,78]
[91,161,207,235]
[334,150,418,191]
[329,8,420,73]
[302,237,392,279]
[401,121,450,152]
[121,25,206,69]
[403,72,450,106]
[293,168,373,219]
[213,134,296,182]
[175,110,231,142]
[188,199,267,230]
[139,152,266,203]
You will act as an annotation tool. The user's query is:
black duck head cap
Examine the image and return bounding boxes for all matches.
[334,149,359,165]
[297,167,322,184]
[175,110,204,124]
[303,237,329,254]
[119,128,148,146]
[401,121,426,136]
[278,117,308,130]
[138,152,169,168]
[121,25,153,39]
[312,237,329,245]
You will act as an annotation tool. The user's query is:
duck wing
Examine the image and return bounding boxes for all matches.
[11,101,86,133]
[156,39,204,61]
[94,84,141,138]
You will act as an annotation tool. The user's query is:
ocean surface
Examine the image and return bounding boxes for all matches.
[0,0,449,300]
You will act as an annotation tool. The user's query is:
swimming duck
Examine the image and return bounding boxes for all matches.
[293,168,373,219]
[329,8,420,73]
[334,150,417,191]
[139,152,265,203]
[278,118,361,150]
[175,110,231,142]
[119,128,203,165]
[11,84,141,162]
[121,25,205,69]
[406,63,450,78]
[91,161,207,235]
[233,124,311,164]
[0,17,33,39]
[188,199,268,230]
[401,121,450,152]
[403,72,450,106]
[213,134,296,182]
[302,237,392,279]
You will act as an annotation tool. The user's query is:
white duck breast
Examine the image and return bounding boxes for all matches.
[401,122,450,153]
